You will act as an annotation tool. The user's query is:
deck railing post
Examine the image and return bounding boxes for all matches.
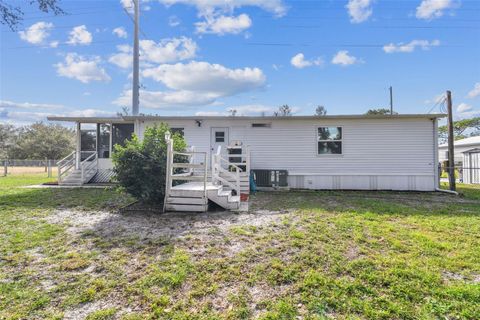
[204,152,207,200]
[164,132,172,211]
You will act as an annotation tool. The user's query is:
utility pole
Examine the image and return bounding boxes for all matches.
[446,90,456,191]
[132,0,140,116]
[389,86,393,115]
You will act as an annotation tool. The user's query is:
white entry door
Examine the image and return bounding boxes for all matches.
[210,127,229,157]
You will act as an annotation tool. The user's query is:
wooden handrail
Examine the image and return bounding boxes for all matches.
[164,132,208,212]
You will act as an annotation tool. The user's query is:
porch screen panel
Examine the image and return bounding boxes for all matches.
[97,123,111,158]
[112,124,134,148]
[80,123,97,161]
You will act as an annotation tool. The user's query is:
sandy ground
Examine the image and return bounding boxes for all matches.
[47,208,290,242]
[43,208,292,319]
[4,166,54,175]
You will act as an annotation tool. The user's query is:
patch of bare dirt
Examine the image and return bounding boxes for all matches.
[442,271,480,284]
[46,208,291,243]
[63,300,133,320]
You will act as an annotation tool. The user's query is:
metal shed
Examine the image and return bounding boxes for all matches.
[463,149,480,184]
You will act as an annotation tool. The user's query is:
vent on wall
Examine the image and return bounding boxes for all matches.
[251,123,271,128]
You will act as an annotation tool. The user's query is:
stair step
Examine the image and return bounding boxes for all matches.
[229,196,240,203]
[218,190,231,197]
[166,197,207,205]
[165,204,208,212]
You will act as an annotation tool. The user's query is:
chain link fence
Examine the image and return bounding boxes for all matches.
[439,164,480,184]
[1,159,59,177]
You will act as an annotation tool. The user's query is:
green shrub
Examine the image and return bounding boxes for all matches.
[112,123,187,204]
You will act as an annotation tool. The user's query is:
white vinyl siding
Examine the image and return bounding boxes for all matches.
[136,117,437,191]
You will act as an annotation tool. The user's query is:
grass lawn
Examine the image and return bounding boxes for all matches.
[1,174,479,319]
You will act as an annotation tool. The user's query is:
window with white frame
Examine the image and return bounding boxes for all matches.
[317,127,342,154]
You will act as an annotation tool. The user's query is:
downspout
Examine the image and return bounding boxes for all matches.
[435,188,458,195]
[432,118,440,189]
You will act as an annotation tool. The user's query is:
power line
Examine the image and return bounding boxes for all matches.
[5,40,119,50]
[123,7,148,39]
[427,95,447,114]
[244,42,465,48]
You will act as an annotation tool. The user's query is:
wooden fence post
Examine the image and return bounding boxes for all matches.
[3,159,7,177]
[47,160,52,177]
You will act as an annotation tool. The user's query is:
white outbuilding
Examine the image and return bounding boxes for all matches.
[463,148,480,184]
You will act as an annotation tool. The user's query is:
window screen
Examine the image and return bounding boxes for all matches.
[317,127,342,155]
[112,124,134,148]
[215,131,225,142]
[171,127,184,137]
[97,123,110,158]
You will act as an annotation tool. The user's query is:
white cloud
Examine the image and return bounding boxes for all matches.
[109,37,197,68]
[290,53,323,69]
[346,0,373,23]
[115,61,266,108]
[331,50,362,66]
[141,37,197,63]
[159,0,287,17]
[467,83,480,98]
[455,109,480,120]
[141,61,266,96]
[113,27,128,38]
[18,21,53,44]
[196,14,252,35]
[0,100,114,125]
[67,25,93,46]
[416,0,459,20]
[383,39,440,53]
[457,103,473,113]
[49,41,59,48]
[114,89,219,108]
[55,53,111,83]
[0,100,64,110]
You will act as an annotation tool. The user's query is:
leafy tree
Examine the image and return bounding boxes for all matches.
[0,124,18,158]
[112,123,187,204]
[274,105,293,117]
[1,0,64,30]
[315,105,327,116]
[9,122,75,159]
[365,108,398,115]
[438,117,480,143]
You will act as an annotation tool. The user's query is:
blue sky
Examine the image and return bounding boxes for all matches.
[1,0,479,125]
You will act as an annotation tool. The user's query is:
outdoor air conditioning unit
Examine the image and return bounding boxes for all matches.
[252,169,288,189]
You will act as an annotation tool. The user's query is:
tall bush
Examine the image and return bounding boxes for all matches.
[112,123,187,204]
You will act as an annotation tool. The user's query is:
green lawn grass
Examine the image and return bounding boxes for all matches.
[1,174,479,319]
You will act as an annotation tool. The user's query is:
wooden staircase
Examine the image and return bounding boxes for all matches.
[163,132,249,212]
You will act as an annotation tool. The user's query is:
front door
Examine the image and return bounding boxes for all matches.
[210,127,229,159]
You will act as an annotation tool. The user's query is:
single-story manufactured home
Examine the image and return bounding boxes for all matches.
[438,135,480,164]
[48,114,445,210]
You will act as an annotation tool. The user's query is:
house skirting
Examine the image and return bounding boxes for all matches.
[287,174,436,191]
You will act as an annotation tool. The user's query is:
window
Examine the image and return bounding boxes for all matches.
[97,123,111,158]
[215,131,225,142]
[171,127,184,137]
[317,127,342,155]
[252,123,271,128]
[112,123,134,147]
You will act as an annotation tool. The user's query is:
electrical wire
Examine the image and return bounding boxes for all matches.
[427,95,446,114]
